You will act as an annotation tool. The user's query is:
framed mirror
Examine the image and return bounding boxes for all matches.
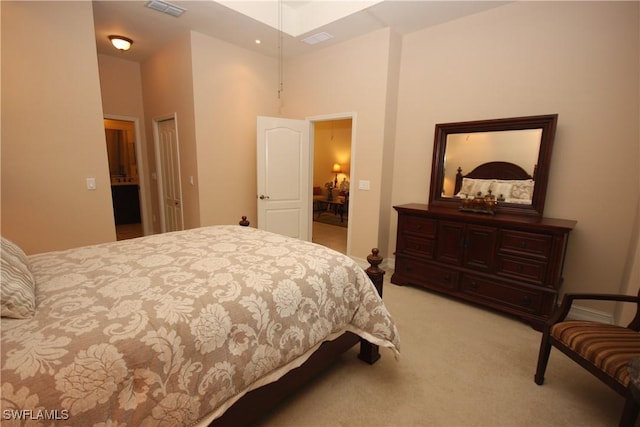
[428,114,558,217]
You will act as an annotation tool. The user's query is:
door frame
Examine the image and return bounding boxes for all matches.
[152,113,184,233]
[104,114,150,236]
[308,112,356,255]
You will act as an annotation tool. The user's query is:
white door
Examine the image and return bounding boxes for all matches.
[155,116,184,232]
[257,116,311,240]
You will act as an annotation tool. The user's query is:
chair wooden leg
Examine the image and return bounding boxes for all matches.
[620,392,639,427]
[534,331,552,385]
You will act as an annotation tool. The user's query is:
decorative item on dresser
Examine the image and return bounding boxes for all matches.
[392,114,577,329]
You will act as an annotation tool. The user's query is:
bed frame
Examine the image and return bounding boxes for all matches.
[454,161,534,195]
[210,219,386,426]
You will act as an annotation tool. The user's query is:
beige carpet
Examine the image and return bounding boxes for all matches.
[257,276,625,427]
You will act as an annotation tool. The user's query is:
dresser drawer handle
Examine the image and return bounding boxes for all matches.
[443,274,451,283]
[469,280,477,290]
[521,296,532,307]
[405,266,413,272]
[519,241,528,249]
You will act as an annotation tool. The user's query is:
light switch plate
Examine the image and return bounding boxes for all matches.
[86,178,96,190]
[358,180,370,190]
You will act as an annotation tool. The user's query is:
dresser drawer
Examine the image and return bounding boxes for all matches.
[395,258,458,291]
[401,216,437,238]
[394,204,575,328]
[402,235,435,259]
[461,274,543,314]
[496,255,548,284]
[499,231,552,259]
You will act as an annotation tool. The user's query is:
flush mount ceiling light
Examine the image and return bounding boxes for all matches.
[109,35,133,51]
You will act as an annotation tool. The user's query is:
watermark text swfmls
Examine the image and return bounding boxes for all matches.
[3,409,70,421]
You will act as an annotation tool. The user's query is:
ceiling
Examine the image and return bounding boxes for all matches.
[93,1,509,63]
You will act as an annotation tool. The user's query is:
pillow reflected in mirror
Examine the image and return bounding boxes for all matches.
[454,178,534,205]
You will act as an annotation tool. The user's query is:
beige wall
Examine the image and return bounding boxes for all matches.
[140,32,200,230]
[98,54,153,234]
[98,55,146,118]
[390,1,640,316]
[190,31,280,226]
[1,1,115,253]
[282,28,396,258]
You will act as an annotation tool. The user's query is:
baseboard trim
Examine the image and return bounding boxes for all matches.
[567,304,614,324]
[385,258,395,272]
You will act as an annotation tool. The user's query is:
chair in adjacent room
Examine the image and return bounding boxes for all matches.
[534,289,640,426]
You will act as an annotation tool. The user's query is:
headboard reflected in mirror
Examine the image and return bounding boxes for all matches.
[429,114,558,217]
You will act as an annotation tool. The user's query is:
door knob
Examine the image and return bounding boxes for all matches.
[259,195,270,200]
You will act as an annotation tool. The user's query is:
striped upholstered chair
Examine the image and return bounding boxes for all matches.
[534,290,640,426]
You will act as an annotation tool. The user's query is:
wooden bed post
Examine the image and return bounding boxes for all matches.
[365,248,384,296]
[454,166,463,195]
[359,248,384,364]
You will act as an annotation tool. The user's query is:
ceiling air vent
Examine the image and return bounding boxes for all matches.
[146,0,186,17]
[302,32,333,46]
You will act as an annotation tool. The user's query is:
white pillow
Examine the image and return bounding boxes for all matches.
[456,178,474,197]
[504,198,532,205]
[491,181,514,201]
[510,179,535,200]
[457,178,494,198]
[1,237,36,318]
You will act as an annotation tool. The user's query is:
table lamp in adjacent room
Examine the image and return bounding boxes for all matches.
[332,163,342,188]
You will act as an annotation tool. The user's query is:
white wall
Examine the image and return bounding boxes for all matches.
[391,1,639,315]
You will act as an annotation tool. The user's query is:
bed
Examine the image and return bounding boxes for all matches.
[453,161,535,205]
[1,220,399,426]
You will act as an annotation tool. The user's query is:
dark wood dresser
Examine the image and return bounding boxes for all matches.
[392,203,576,329]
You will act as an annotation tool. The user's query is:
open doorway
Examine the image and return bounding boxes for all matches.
[104,117,145,240]
[311,119,352,254]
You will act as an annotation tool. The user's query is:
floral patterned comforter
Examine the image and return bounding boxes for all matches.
[1,226,399,426]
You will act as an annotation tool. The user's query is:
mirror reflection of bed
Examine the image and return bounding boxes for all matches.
[430,114,558,217]
[453,161,535,205]
[441,128,541,203]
